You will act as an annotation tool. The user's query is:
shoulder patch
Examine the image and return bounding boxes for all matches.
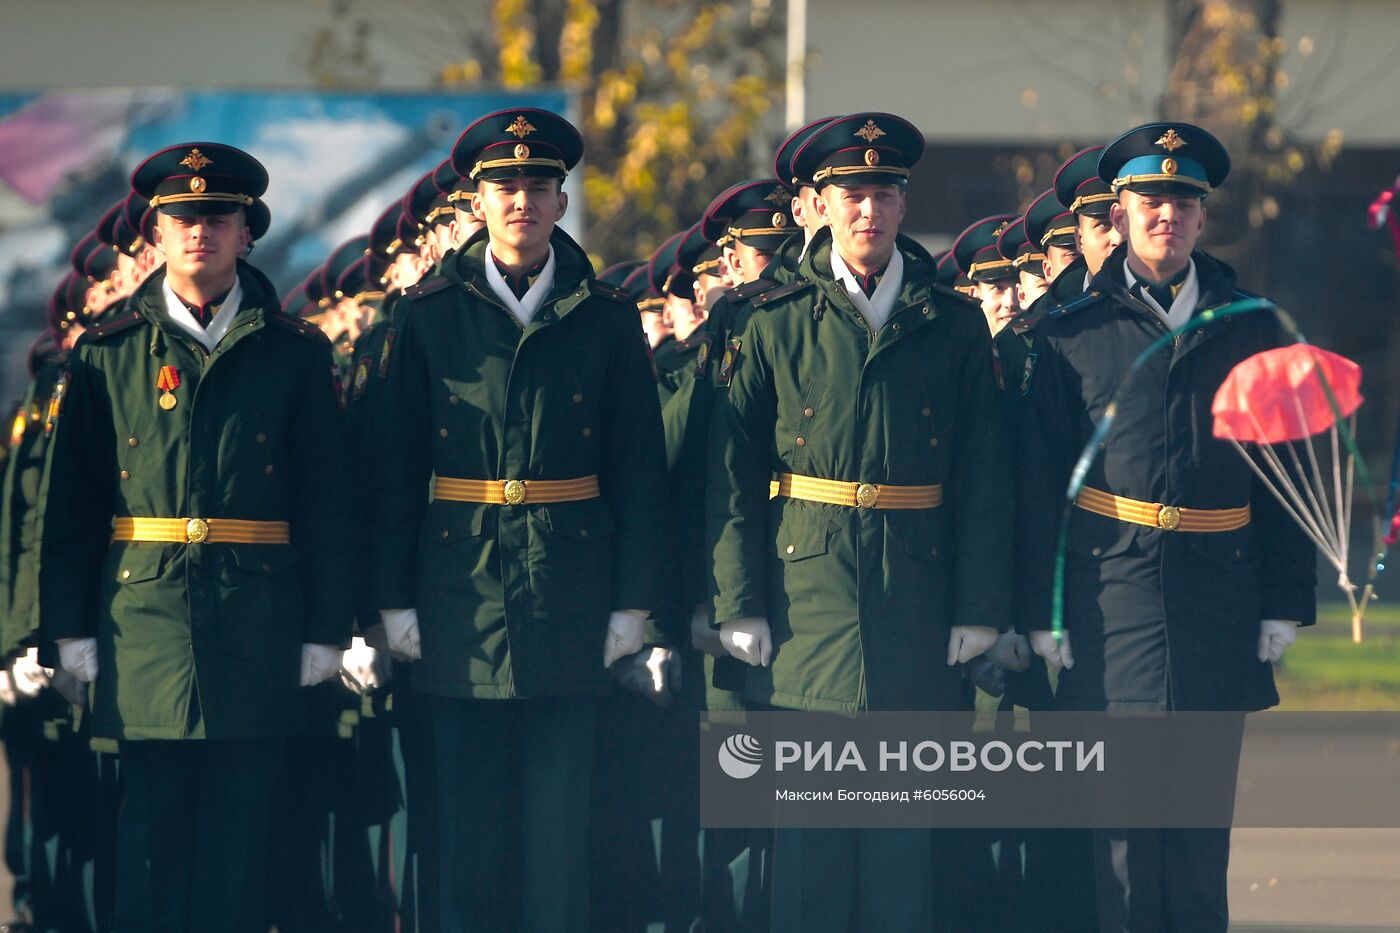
[1045,289,1105,321]
[587,280,632,304]
[267,313,331,343]
[749,279,814,308]
[81,311,144,342]
[401,276,454,301]
[724,279,771,304]
[378,327,396,378]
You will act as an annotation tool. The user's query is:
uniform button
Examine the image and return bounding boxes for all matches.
[579,528,589,538]
[928,437,938,447]
[119,470,130,480]
[1091,547,1102,557]
[922,305,931,315]
[449,395,459,405]
[930,547,939,558]
[795,436,806,447]
[803,407,814,417]
[582,427,592,437]
[921,407,932,417]
[892,323,901,332]
[573,393,584,403]
[439,428,449,438]
[786,544,796,555]
[261,563,272,572]
[264,464,274,475]
[128,436,139,447]
[255,433,267,444]
[120,569,131,580]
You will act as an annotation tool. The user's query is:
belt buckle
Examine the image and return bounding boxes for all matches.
[502,480,527,506]
[186,518,210,544]
[855,483,879,509]
[1156,505,1181,531]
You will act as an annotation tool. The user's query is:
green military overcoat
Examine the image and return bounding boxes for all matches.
[39,262,353,740]
[707,229,1013,713]
[368,228,667,699]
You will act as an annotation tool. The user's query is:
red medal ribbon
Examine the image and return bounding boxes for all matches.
[157,366,181,393]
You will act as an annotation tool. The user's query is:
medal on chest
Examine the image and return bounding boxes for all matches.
[157,365,181,410]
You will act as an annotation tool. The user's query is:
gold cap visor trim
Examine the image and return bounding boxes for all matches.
[1110,173,1210,193]
[469,157,569,180]
[812,164,911,184]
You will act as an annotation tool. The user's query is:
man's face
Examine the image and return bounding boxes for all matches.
[388,252,428,293]
[665,291,705,341]
[640,311,671,349]
[1041,244,1079,282]
[1076,213,1122,276]
[1111,189,1205,274]
[717,252,738,289]
[335,298,365,342]
[692,272,727,313]
[112,252,139,299]
[471,176,566,259]
[154,211,248,286]
[1017,269,1048,309]
[976,279,1018,335]
[817,183,905,271]
[85,280,116,316]
[449,207,484,253]
[791,185,825,241]
[723,240,773,285]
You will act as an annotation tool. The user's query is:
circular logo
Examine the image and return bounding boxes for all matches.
[772,212,787,228]
[189,177,207,193]
[718,733,763,780]
[863,148,880,166]
[1162,158,1179,176]
[514,144,531,160]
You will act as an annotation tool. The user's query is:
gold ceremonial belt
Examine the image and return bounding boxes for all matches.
[1075,487,1250,533]
[111,517,291,545]
[770,473,944,510]
[432,475,601,506]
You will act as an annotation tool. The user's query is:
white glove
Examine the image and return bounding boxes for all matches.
[609,645,680,706]
[986,631,1032,672]
[947,625,999,666]
[341,635,391,694]
[720,617,772,667]
[47,668,87,708]
[56,637,98,683]
[0,669,15,707]
[603,609,647,668]
[12,646,51,697]
[1029,630,1075,671]
[300,643,342,687]
[690,604,726,658]
[379,608,421,661]
[1258,619,1299,663]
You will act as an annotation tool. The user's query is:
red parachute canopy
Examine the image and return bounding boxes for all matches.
[1212,345,1363,444]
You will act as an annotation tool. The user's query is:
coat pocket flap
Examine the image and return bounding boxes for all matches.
[887,510,953,563]
[228,544,301,575]
[775,516,834,561]
[534,500,615,541]
[112,544,169,584]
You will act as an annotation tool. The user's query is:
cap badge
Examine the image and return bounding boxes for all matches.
[772,213,787,228]
[189,177,207,193]
[514,143,530,159]
[1162,157,1179,176]
[1155,129,1186,152]
[180,148,212,172]
[863,148,880,166]
[854,120,886,143]
[764,186,790,205]
[506,115,538,138]
[992,220,1011,239]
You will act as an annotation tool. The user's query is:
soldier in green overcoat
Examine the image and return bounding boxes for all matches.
[368,108,667,932]
[40,142,353,933]
[706,113,1013,932]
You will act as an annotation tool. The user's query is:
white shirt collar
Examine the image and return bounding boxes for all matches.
[483,244,556,326]
[161,275,244,352]
[829,245,904,332]
[1123,258,1198,331]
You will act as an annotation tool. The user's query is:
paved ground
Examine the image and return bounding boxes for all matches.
[0,757,1393,930]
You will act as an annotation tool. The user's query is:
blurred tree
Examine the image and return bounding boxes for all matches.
[303,0,785,265]
[1158,0,1343,281]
